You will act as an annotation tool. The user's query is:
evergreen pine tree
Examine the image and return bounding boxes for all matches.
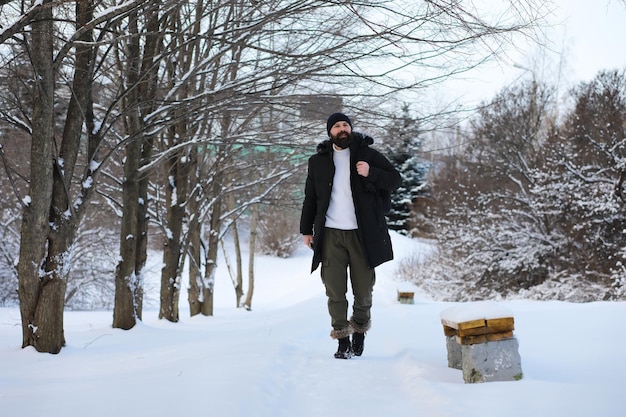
[383,104,429,235]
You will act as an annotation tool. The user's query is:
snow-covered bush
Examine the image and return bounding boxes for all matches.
[0,208,20,306]
[258,208,300,258]
[64,225,117,310]
[413,72,626,302]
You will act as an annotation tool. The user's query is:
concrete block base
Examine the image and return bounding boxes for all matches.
[446,336,462,370]
[461,337,523,383]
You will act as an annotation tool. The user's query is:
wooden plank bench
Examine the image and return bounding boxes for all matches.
[397,290,415,304]
[440,302,523,383]
[442,316,515,344]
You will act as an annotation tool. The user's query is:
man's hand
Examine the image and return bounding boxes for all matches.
[303,235,314,249]
[356,161,370,177]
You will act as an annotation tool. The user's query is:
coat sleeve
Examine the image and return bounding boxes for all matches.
[299,158,317,235]
[364,149,401,192]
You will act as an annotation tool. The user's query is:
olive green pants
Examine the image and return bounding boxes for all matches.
[321,228,375,331]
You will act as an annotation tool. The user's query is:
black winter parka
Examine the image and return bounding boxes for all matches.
[299,132,401,273]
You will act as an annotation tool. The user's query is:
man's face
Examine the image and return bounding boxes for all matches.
[329,121,352,149]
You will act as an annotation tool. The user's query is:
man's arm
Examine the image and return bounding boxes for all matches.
[360,151,401,192]
[299,160,317,236]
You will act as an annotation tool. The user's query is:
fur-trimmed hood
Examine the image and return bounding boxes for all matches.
[315,132,374,154]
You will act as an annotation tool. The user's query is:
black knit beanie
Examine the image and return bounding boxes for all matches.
[326,112,352,136]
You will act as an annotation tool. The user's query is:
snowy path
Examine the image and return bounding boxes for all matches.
[3,295,624,417]
[234,299,451,417]
[1,234,624,416]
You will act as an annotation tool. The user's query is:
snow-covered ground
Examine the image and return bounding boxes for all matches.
[1,232,623,417]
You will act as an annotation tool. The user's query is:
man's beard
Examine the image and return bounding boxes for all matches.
[330,132,352,149]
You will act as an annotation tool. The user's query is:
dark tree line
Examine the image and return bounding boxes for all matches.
[383,104,430,235]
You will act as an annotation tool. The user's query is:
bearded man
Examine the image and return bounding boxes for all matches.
[300,112,401,359]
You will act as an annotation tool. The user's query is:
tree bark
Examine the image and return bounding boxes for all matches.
[225,192,244,307]
[42,0,96,351]
[187,185,203,316]
[17,3,56,352]
[113,8,143,330]
[201,177,223,316]
[113,3,161,329]
[243,203,259,310]
[159,139,190,322]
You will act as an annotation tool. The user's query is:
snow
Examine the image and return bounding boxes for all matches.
[82,176,93,189]
[1,232,624,417]
[439,301,513,323]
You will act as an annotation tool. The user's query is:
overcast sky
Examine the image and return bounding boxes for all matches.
[434,0,626,106]
[556,0,626,81]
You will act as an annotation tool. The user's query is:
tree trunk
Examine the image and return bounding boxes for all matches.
[131,3,162,321]
[187,205,203,316]
[201,181,222,316]
[113,3,161,328]
[187,148,203,317]
[113,133,142,329]
[226,192,244,307]
[243,203,258,310]
[41,0,95,351]
[17,4,56,352]
[113,9,143,330]
[159,146,190,322]
[232,219,244,307]
[134,164,149,319]
[113,132,150,328]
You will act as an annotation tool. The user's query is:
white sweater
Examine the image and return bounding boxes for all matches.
[325,147,358,230]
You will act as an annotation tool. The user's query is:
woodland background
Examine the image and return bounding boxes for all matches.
[0,0,624,354]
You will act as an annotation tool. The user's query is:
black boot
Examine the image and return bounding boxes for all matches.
[352,332,365,356]
[334,336,353,359]
[349,317,370,357]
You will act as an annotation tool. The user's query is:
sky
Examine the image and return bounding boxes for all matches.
[557,0,626,81]
[1,232,624,417]
[437,0,626,106]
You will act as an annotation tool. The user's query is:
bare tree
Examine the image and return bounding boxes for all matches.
[421,80,557,300]
[0,0,551,350]
[145,0,549,320]
[15,2,60,353]
[112,1,164,329]
[2,0,151,351]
